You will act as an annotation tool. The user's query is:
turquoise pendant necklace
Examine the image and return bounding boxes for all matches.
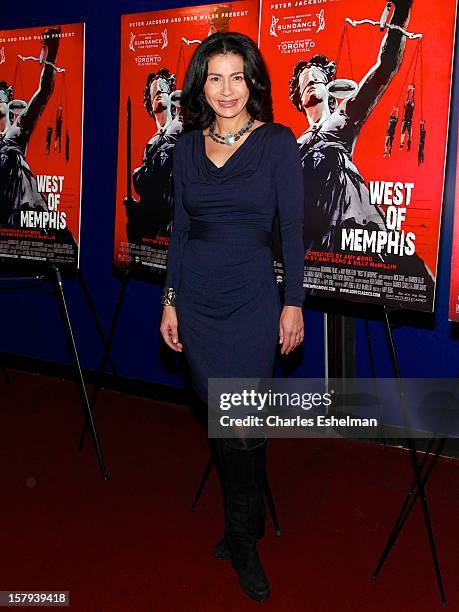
[209,116,254,146]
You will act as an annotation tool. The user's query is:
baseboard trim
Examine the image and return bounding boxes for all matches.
[0,352,190,406]
[1,352,458,459]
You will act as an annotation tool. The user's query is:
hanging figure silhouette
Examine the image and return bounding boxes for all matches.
[384,106,399,158]
[54,103,63,153]
[418,118,426,165]
[400,83,415,151]
[45,125,53,155]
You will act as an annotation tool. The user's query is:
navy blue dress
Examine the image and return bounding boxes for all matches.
[165,122,304,402]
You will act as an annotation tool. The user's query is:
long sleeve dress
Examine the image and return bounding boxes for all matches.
[165,122,304,403]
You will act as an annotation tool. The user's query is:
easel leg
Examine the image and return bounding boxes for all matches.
[365,319,386,448]
[51,266,108,481]
[264,476,281,536]
[372,307,446,607]
[373,437,446,582]
[192,453,282,535]
[79,272,130,449]
[191,456,214,511]
[77,270,118,376]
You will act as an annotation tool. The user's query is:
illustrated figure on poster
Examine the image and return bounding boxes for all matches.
[418,118,426,165]
[384,106,399,158]
[0,28,59,228]
[289,0,417,255]
[400,83,415,151]
[45,125,53,155]
[124,67,183,243]
[54,103,63,153]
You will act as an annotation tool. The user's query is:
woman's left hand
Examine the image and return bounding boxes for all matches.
[279,305,304,355]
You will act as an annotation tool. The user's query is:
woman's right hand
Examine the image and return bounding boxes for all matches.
[160,305,183,352]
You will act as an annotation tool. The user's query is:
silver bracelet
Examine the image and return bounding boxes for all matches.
[161,287,176,306]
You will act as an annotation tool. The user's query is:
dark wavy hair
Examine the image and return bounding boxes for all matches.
[143,68,176,118]
[180,32,273,131]
[289,55,337,114]
[0,81,14,103]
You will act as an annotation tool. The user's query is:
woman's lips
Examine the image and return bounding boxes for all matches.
[218,99,238,107]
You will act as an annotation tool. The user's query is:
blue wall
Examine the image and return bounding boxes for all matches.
[1,1,457,389]
[0,0,325,388]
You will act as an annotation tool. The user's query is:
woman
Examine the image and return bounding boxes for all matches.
[160,32,304,602]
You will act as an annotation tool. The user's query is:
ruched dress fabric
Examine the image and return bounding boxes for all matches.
[165,122,304,403]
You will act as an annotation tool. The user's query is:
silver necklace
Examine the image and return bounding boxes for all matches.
[209,116,254,146]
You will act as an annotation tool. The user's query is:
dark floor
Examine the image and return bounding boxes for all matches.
[1,369,459,611]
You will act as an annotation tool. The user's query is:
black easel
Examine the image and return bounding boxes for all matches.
[370,306,446,607]
[78,260,175,449]
[0,265,112,481]
[79,95,135,448]
[191,455,281,536]
[76,269,119,378]
[79,268,130,448]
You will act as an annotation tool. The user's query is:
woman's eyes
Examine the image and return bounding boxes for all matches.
[208,75,244,83]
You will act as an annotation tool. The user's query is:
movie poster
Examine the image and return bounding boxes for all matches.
[114,1,260,278]
[448,130,459,321]
[0,24,85,270]
[260,0,457,312]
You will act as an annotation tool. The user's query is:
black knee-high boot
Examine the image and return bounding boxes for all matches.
[213,437,270,602]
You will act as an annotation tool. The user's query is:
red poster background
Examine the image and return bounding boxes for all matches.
[448,128,459,321]
[260,0,457,311]
[113,1,260,276]
[0,23,84,267]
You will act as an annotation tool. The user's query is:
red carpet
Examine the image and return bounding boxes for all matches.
[1,370,459,611]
